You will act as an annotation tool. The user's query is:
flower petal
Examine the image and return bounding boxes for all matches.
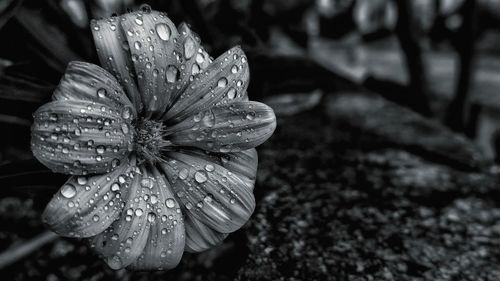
[42,155,137,238]
[91,16,143,112]
[52,61,136,118]
[31,99,135,175]
[184,215,228,253]
[90,164,152,270]
[164,46,250,124]
[177,148,258,190]
[119,10,183,119]
[159,151,255,233]
[166,101,276,153]
[128,164,185,270]
[221,149,258,190]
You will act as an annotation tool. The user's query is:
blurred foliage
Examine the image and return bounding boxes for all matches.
[3,0,500,278]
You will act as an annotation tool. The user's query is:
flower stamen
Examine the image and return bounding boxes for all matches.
[134,119,171,163]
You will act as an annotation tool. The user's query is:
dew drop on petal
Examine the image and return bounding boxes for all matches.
[77,176,87,185]
[135,16,143,25]
[178,168,188,180]
[134,41,141,50]
[135,208,144,216]
[97,88,107,98]
[196,53,204,64]
[205,164,215,172]
[140,178,154,189]
[147,212,157,222]
[60,184,77,199]
[191,63,200,75]
[231,65,238,74]
[194,171,208,183]
[184,37,196,59]
[165,198,175,208]
[96,145,105,154]
[140,4,152,13]
[155,23,171,41]
[227,88,236,99]
[111,183,120,192]
[121,124,129,134]
[121,107,132,120]
[166,65,179,83]
[217,77,228,88]
[202,111,215,127]
[246,112,255,120]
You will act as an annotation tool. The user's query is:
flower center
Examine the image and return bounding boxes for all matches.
[134,119,170,163]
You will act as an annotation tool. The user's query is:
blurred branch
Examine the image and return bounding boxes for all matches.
[0,159,65,196]
[394,0,432,117]
[444,0,477,134]
[0,231,58,270]
[0,0,22,30]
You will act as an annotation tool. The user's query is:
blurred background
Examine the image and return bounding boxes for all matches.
[3,0,500,280]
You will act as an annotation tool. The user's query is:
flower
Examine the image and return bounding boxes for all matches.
[30,7,276,271]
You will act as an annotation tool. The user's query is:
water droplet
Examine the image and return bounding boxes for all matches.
[191,63,200,75]
[140,178,154,189]
[194,171,208,183]
[186,202,193,209]
[135,16,143,25]
[205,164,215,172]
[178,168,189,180]
[196,53,204,64]
[155,23,171,41]
[165,198,175,208]
[77,177,87,185]
[202,111,215,127]
[61,184,77,199]
[246,112,255,120]
[204,194,213,203]
[95,145,105,154]
[92,215,100,222]
[160,251,167,258]
[121,124,129,134]
[111,158,120,168]
[184,37,196,59]
[135,208,144,216]
[217,77,228,88]
[134,41,141,50]
[166,65,179,83]
[111,183,120,192]
[227,88,236,99]
[111,234,119,240]
[96,155,103,162]
[121,107,132,120]
[97,88,107,98]
[147,212,157,222]
[231,65,238,74]
[140,4,152,13]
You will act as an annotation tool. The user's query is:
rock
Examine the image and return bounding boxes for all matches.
[3,92,500,280]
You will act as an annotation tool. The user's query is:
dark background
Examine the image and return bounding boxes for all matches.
[2,0,500,280]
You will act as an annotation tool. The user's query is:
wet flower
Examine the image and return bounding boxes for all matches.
[30,7,276,270]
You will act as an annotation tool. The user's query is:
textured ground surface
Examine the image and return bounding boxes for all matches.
[2,92,500,280]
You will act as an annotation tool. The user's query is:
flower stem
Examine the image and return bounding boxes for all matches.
[0,230,59,269]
